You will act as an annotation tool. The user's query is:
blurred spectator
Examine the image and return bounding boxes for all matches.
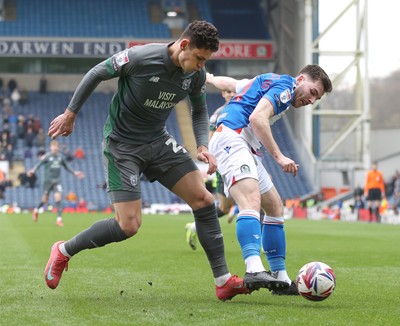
[61,143,74,162]
[352,185,365,213]
[77,197,88,210]
[391,171,400,214]
[32,116,42,134]
[35,127,46,148]
[24,126,36,148]
[1,130,9,147]
[74,146,85,159]
[7,78,17,94]
[10,88,21,106]
[16,114,25,139]
[2,98,13,117]
[18,171,36,188]
[0,167,4,183]
[65,190,78,209]
[19,89,29,105]
[1,122,10,141]
[1,143,14,169]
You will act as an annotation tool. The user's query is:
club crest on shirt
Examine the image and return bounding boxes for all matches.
[280,89,291,103]
[240,164,251,173]
[182,79,191,90]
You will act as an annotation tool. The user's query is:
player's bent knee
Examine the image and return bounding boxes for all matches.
[189,190,215,210]
[120,221,141,238]
[117,214,142,237]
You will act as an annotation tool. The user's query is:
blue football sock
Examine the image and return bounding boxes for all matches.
[262,217,286,271]
[236,210,261,260]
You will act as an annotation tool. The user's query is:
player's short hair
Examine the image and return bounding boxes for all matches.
[179,20,219,52]
[50,140,59,146]
[299,64,333,94]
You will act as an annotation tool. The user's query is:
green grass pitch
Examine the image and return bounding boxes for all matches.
[1,212,399,325]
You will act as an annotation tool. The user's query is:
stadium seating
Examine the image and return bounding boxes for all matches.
[0,0,170,38]
[208,0,270,39]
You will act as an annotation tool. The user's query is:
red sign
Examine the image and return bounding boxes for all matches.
[128,40,273,60]
[213,42,273,60]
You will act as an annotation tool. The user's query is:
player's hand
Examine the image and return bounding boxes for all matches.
[206,72,214,83]
[27,170,34,177]
[75,171,85,179]
[48,109,77,139]
[197,146,217,175]
[278,156,299,176]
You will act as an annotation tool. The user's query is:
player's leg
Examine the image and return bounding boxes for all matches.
[53,186,64,226]
[33,190,49,222]
[227,204,239,224]
[185,175,234,251]
[367,190,374,222]
[260,185,298,295]
[229,177,286,291]
[169,168,249,300]
[209,129,287,292]
[44,137,141,289]
[45,200,137,289]
[215,172,235,217]
[172,168,226,267]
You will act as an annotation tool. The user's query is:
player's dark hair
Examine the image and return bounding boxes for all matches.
[299,64,333,94]
[179,20,219,52]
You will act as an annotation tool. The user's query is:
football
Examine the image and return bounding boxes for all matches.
[296,261,336,301]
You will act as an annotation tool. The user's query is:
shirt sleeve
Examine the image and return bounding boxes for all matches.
[68,48,134,113]
[235,78,251,93]
[189,69,209,148]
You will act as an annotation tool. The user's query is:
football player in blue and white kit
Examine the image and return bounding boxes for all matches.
[207,65,332,294]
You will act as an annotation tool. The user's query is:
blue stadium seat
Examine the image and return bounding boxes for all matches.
[0,0,170,38]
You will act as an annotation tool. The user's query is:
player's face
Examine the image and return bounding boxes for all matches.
[50,143,59,154]
[179,44,213,73]
[292,75,325,108]
[222,90,235,103]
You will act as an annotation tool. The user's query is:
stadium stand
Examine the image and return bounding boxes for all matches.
[208,0,270,39]
[2,91,181,209]
[0,0,170,38]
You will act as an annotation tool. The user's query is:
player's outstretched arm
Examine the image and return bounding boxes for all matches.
[206,73,237,92]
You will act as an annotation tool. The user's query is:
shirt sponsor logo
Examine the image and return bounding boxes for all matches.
[115,50,129,67]
[240,164,251,173]
[274,94,281,107]
[280,89,291,103]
